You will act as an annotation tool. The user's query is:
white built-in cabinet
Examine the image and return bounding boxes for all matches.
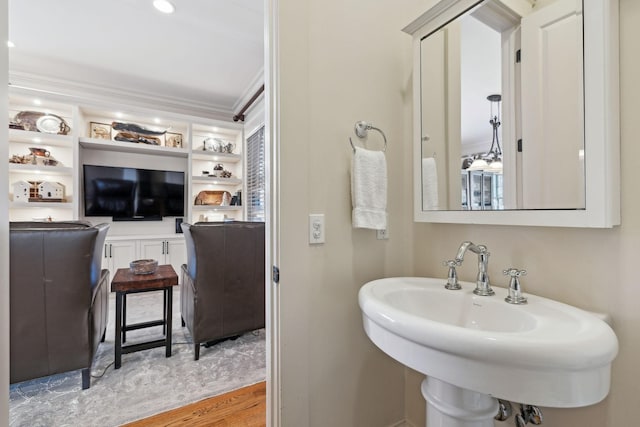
[139,238,187,282]
[8,87,245,225]
[190,123,243,223]
[8,94,77,221]
[102,239,138,278]
[103,236,186,283]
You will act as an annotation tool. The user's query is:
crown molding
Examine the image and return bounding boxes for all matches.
[9,70,236,121]
[232,68,265,114]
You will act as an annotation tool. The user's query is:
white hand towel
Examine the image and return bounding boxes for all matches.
[422,157,439,210]
[351,146,387,230]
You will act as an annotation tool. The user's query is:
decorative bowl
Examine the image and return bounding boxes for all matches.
[29,147,51,157]
[130,259,158,275]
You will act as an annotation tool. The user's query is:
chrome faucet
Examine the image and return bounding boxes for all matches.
[454,241,494,296]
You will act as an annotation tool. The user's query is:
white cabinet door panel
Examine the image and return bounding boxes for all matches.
[521,0,584,209]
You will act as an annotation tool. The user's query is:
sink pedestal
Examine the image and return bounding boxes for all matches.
[422,377,498,427]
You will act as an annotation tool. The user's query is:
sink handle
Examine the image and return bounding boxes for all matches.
[503,268,528,304]
[443,260,462,290]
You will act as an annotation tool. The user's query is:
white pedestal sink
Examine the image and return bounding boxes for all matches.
[358,277,618,427]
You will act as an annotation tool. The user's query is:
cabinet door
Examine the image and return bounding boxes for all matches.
[165,239,186,280]
[101,242,111,272]
[139,239,166,263]
[521,0,583,209]
[109,240,138,274]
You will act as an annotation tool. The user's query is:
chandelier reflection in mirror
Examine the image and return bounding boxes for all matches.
[462,94,504,210]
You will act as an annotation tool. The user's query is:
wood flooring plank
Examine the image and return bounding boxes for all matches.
[123,381,266,427]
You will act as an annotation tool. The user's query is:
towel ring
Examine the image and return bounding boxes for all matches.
[349,120,387,152]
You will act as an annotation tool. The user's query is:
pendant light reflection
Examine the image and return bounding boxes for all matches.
[464,94,503,173]
[468,158,489,171]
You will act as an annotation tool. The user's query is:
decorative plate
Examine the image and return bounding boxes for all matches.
[36,115,63,134]
[203,137,221,152]
[14,111,71,135]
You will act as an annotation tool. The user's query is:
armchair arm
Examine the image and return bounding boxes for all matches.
[180,264,197,335]
[90,268,110,350]
[91,269,109,307]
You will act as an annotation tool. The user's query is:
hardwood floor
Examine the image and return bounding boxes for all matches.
[123,381,266,427]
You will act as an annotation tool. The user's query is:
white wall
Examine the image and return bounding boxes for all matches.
[243,94,265,138]
[275,0,431,425]
[407,1,640,425]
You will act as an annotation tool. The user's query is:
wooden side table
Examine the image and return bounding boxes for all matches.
[111,264,178,369]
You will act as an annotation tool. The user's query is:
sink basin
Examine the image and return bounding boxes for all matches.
[359,277,618,420]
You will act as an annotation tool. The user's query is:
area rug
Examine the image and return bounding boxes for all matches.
[9,288,266,427]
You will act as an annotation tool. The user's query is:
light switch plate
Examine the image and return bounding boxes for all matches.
[376,228,389,240]
[309,214,325,244]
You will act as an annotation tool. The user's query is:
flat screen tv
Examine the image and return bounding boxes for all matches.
[83,164,185,220]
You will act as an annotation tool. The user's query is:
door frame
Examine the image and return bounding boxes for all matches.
[265,0,281,425]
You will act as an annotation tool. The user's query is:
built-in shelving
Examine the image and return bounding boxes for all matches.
[10,201,73,209]
[9,164,74,176]
[192,176,242,185]
[191,151,242,163]
[8,91,77,221]
[9,87,248,225]
[79,137,190,158]
[192,205,242,212]
[9,129,74,147]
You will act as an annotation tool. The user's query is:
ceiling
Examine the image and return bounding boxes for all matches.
[8,0,264,116]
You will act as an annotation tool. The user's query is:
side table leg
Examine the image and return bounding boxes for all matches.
[115,292,123,369]
[163,290,167,335]
[166,288,173,358]
[122,293,127,343]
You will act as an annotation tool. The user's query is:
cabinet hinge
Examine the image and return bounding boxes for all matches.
[517,139,523,152]
[272,265,280,284]
[516,49,521,63]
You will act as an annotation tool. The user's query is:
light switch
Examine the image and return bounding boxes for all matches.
[376,228,389,240]
[309,214,325,244]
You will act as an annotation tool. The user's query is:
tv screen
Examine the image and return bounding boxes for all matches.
[83,164,185,219]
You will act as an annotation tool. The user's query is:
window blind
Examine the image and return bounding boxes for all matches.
[246,126,265,222]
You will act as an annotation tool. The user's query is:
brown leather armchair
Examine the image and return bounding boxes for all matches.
[9,221,110,389]
[180,221,265,360]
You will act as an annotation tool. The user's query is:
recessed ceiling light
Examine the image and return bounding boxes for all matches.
[33,99,42,106]
[153,117,161,124]
[7,41,15,48]
[153,0,175,14]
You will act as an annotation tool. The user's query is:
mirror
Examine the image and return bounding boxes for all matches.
[404,0,619,227]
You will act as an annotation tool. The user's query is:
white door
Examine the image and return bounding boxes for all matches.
[520,0,584,209]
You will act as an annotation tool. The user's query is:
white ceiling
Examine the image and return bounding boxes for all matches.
[8,0,264,115]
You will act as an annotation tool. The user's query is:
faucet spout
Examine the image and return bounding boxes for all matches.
[455,241,484,262]
[454,241,494,296]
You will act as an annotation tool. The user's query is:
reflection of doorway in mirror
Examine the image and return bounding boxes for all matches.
[460,15,501,158]
[418,0,586,212]
[459,14,504,210]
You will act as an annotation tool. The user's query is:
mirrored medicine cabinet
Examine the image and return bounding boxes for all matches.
[404,0,619,227]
